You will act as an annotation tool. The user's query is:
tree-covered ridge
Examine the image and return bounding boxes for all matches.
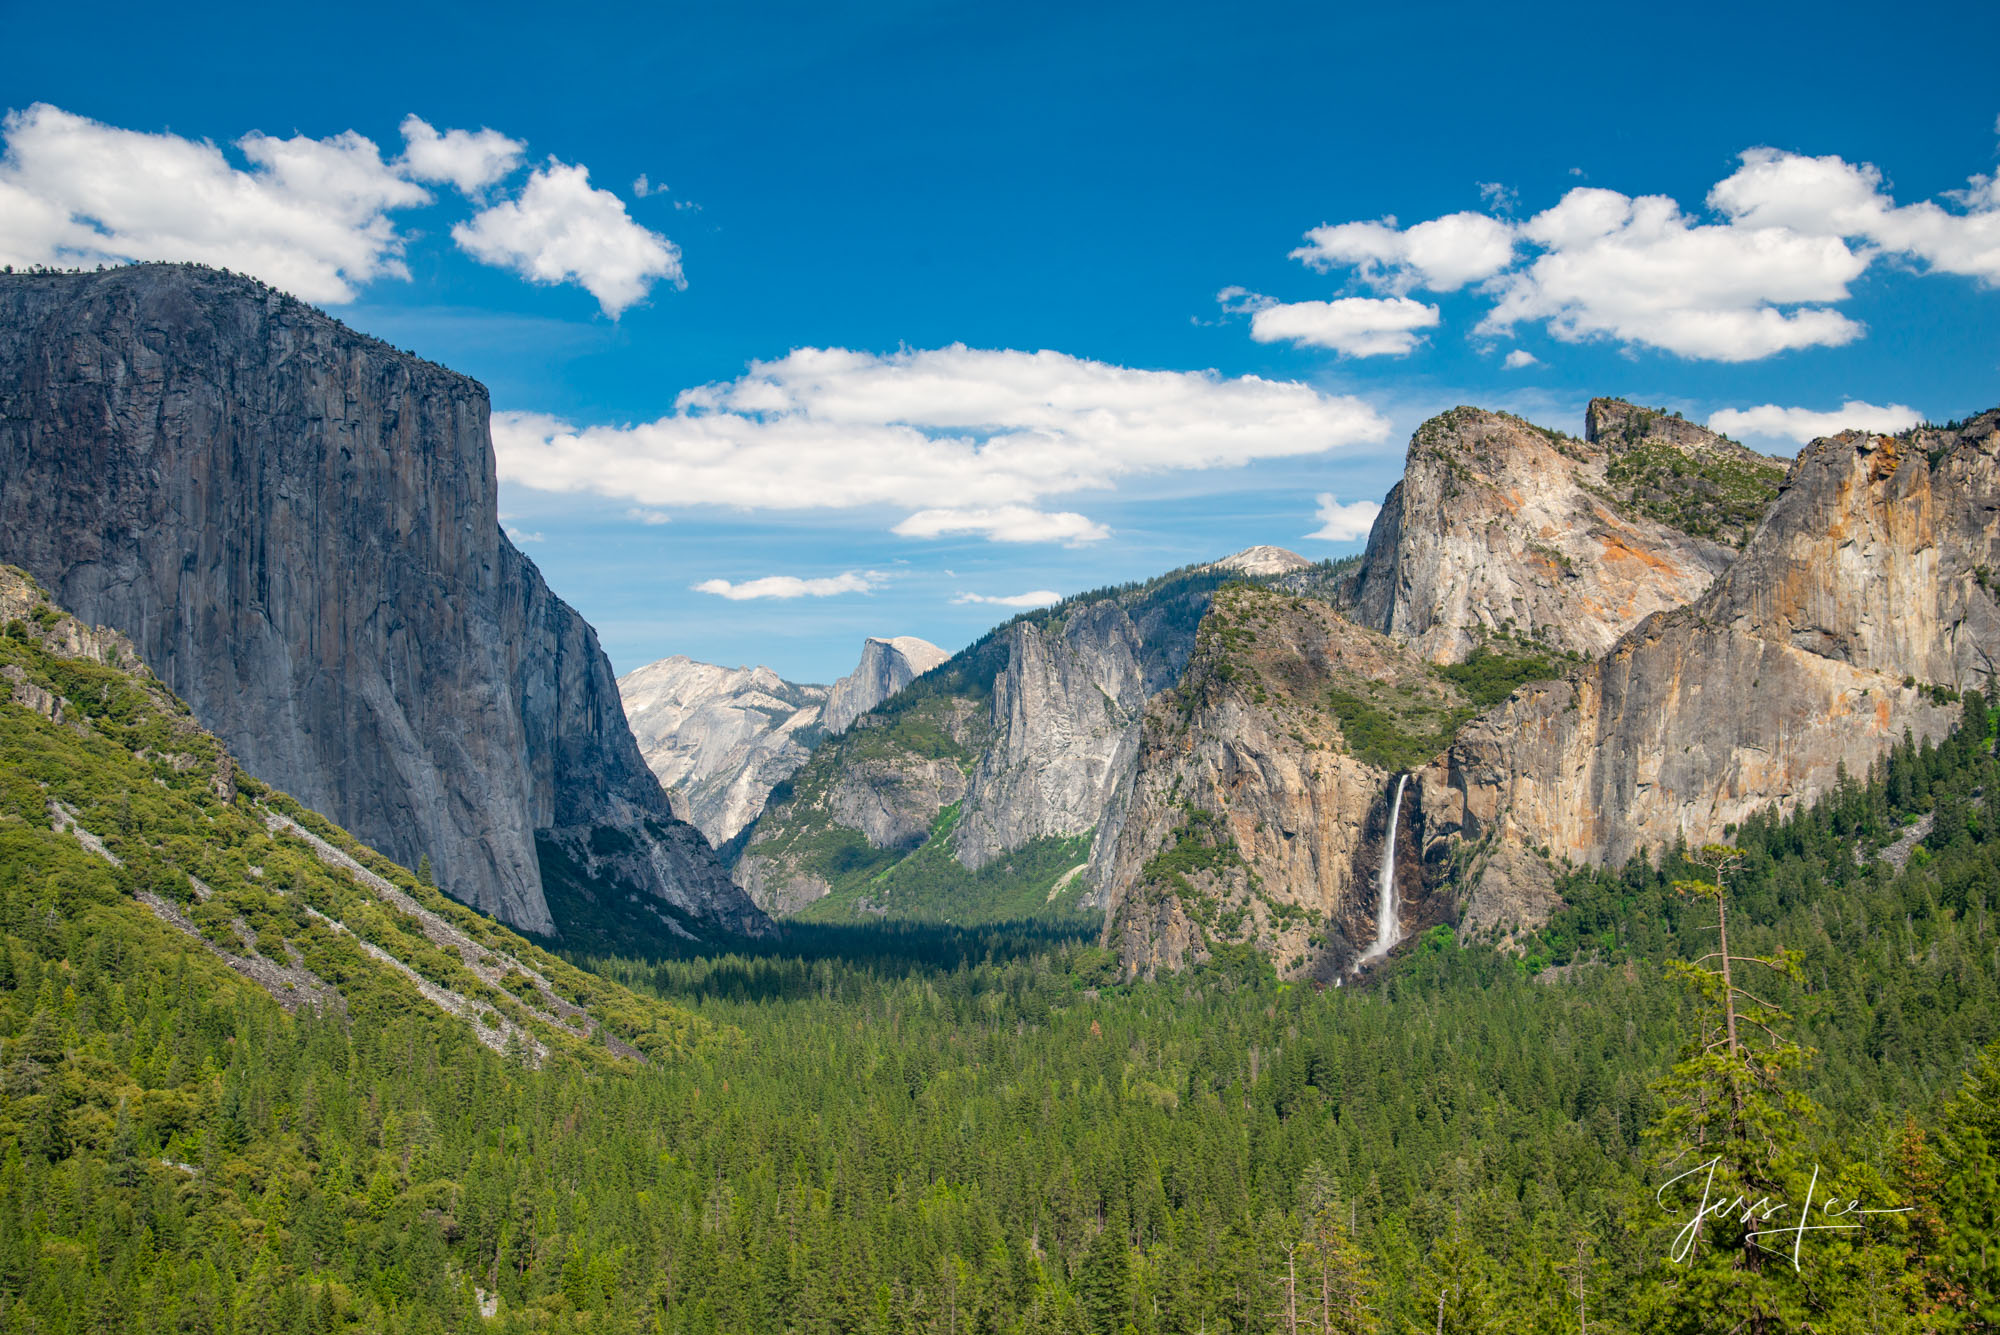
[794,802,1097,926]
[742,691,988,885]
[1584,400,1789,549]
[1597,440,1786,549]
[572,698,1996,1335]
[0,565,704,1067]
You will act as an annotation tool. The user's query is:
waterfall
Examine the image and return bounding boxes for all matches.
[1357,774,1409,968]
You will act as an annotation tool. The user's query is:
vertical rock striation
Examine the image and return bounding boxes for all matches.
[1342,405,1782,662]
[730,562,1228,917]
[0,265,769,939]
[1419,414,2000,930]
[951,603,1151,871]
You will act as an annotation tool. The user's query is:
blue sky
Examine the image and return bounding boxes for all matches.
[8,0,1999,681]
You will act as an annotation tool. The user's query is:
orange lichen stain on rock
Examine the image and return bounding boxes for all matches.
[1870,436,1902,481]
[1875,696,1892,732]
[1822,464,1865,543]
[1595,530,1681,576]
[1767,563,1815,624]
[1580,590,1641,624]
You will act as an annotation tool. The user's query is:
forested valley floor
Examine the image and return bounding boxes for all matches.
[3,686,1999,1332]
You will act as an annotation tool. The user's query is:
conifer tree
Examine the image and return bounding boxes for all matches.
[1935,1041,2000,1330]
[1642,845,1818,1335]
[1298,1163,1377,1335]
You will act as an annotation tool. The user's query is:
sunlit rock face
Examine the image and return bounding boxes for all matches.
[1342,402,1783,663]
[1419,413,1998,930]
[620,656,831,847]
[1099,585,1453,981]
[620,634,948,850]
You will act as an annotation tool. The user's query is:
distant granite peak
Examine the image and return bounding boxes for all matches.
[619,654,829,847]
[621,633,949,848]
[823,635,948,735]
[1202,545,1314,577]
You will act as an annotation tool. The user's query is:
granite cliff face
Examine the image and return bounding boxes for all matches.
[619,656,829,847]
[951,602,1151,872]
[1343,404,1783,663]
[731,561,1233,918]
[731,693,985,917]
[1099,406,1992,973]
[1100,584,1459,979]
[0,265,769,941]
[618,633,946,849]
[1418,413,2000,930]
[822,636,948,735]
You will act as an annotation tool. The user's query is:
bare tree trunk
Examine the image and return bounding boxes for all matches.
[1718,883,1740,1061]
[1285,1243,1299,1335]
[1574,1232,1587,1335]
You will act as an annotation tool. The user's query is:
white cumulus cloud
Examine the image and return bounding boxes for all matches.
[1305,493,1380,543]
[398,115,523,194]
[1502,349,1538,368]
[952,590,1064,608]
[1478,186,1868,361]
[0,104,684,316]
[453,160,682,317]
[0,102,427,303]
[1709,147,2000,286]
[1290,211,1515,292]
[1246,295,1440,357]
[492,344,1390,544]
[1707,399,1922,445]
[894,506,1109,545]
[1246,134,2000,363]
[693,572,882,601]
